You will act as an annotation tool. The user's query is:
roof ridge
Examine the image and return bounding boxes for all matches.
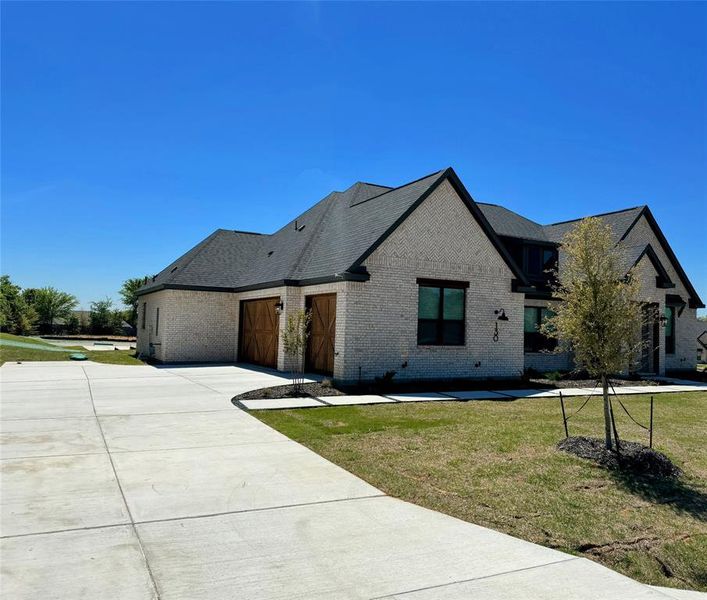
[482,202,544,223]
[350,168,445,208]
[357,181,393,189]
[545,205,646,227]
[230,229,264,236]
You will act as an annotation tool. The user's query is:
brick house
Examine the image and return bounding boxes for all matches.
[135,168,703,382]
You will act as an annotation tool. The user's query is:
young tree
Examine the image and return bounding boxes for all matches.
[282,309,311,395]
[0,275,37,335]
[542,218,643,450]
[27,287,79,334]
[120,276,149,327]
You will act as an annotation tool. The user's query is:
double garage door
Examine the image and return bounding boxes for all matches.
[239,294,337,374]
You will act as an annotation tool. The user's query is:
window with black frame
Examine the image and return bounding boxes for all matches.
[664,305,676,354]
[523,245,558,284]
[417,280,466,346]
[523,306,557,352]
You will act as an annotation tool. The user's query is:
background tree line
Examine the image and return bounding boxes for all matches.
[0,275,149,336]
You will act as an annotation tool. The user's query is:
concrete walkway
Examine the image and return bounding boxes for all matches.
[238,381,707,411]
[1,361,702,599]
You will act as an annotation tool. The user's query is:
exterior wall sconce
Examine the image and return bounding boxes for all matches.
[493,309,507,343]
[659,314,667,327]
[275,301,284,315]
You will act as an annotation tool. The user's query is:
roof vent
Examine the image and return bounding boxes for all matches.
[294,220,305,232]
[170,266,178,273]
[267,251,274,256]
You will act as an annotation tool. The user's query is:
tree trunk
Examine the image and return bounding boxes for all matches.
[602,374,612,450]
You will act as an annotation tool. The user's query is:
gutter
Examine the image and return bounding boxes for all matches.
[135,270,371,297]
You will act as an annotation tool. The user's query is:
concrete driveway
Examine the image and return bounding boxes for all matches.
[0,361,692,599]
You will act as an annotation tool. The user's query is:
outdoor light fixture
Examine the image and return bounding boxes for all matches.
[492,309,507,343]
[659,314,667,327]
[275,301,284,315]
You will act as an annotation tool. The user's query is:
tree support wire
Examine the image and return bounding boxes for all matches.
[560,382,654,448]
[559,392,569,438]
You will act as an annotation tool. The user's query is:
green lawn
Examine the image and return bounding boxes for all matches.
[255,392,707,591]
[0,332,144,366]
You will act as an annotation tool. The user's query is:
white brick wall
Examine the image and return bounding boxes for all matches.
[136,289,237,363]
[339,179,525,383]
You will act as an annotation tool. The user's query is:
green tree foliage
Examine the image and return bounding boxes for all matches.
[543,218,643,450]
[119,276,149,327]
[64,313,80,334]
[89,298,125,335]
[282,309,311,394]
[0,275,37,335]
[27,287,79,334]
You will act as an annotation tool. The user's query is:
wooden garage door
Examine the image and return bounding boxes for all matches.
[239,298,279,368]
[306,294,336,375]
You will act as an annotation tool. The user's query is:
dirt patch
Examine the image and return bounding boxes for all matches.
[558,436,683,478]
[233,381,346,402]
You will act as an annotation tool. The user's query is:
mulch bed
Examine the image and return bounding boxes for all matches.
[233,382,347,402]
[558,436,682,478]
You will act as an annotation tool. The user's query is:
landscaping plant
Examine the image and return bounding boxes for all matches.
[282,308,311,395]
[543,217,643,450]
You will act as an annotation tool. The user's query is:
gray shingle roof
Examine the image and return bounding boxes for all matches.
[477,203,548,241]
[137,171,701,308]
[543,206,644,244]
[138,170,448,294]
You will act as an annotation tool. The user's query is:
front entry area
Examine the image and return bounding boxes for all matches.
[306,293,336,376]
[239,297,280,368]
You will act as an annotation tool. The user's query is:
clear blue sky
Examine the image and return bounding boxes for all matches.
[2,2,705,313]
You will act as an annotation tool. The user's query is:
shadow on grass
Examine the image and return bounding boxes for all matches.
[610,470,707,521]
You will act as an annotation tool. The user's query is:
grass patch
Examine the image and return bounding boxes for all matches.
[0,333,144,366]
[255,392,707,591]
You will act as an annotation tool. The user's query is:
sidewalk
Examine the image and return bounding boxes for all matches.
[237,380,707,411]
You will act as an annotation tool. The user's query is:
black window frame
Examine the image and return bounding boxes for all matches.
[522,244,558,284]
[416,278,468,347]
[155,307,160,336]
[524,306,557,353]
[664,305,676,354]
[141,302,147,330]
